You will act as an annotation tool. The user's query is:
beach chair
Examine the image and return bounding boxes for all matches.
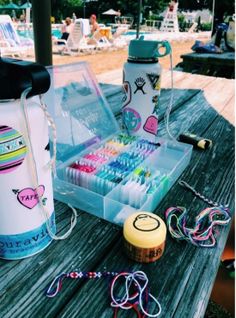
[52,19,96,55]
[87,28,112,51]
[188,22,198,33]
[0,15,34,57]
[110,26,127,48]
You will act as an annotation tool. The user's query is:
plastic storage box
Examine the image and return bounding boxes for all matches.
[45,62,192,225]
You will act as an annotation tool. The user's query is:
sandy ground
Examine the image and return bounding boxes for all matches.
[52,40,196,74]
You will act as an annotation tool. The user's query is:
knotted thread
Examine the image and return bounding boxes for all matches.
[165,206,231,247]
[20,87,77,240]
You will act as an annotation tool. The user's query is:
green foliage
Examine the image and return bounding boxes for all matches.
[50,0,235,22]
[51,0,83,21]
[67,0,83,6]
[148,15,164,21]
[177,13,186,24]
[201,22,212,31]
[51,0,170,21]
[179,0,235,14]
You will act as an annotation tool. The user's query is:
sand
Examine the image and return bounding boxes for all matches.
[52,40,197,74]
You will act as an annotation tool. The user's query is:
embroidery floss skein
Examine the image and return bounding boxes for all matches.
[165,206,231,247]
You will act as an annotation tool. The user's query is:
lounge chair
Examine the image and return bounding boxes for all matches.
[0,15,34,57]
[87,28,112,51]
[110,26,127,48]
[52,19,96,55]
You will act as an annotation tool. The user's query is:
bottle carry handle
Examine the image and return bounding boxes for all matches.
[0,57,50,99]
[155,41,172,58]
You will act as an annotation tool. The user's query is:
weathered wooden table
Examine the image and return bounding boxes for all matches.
[179,52,235,79]
[0,73,234,318]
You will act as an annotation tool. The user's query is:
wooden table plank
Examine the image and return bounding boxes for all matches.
[56,90,234,318]
[0,82,234,318]
[202,77,235,116]
[1,86,197,318]
[221,95,235,125]
[0,207,120,318]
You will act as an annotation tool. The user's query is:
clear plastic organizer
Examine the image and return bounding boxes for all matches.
[44,62,192,225]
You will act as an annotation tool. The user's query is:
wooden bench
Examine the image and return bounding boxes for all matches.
[0,72,234,318]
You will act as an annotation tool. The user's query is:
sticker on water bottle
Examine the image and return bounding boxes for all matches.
[122,81,132,107]
[143,115,158,136]
[0,125,27,174]
[123,108,141,132]
[152,95,159,115]
[12,185,47,209]
[0,212,56,260]
[134,77,147,95]
[147,74,161,91]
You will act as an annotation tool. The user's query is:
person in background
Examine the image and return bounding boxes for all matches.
[61,17,73,41]
[116,10,121,24]
[90,14,100,35]
[72,13,77,23]
[19,14,26,23]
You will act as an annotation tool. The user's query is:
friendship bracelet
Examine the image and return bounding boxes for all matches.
[46,271,119,298]
[165,206,231,247]
[46,270,162,318]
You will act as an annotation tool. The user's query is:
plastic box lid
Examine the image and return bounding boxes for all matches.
[44,62,120,163]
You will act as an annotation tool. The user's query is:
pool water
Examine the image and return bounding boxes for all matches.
[17,29,62,39]
[124,31,150,36]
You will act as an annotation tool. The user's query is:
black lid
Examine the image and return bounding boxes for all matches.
[0,57,50,100]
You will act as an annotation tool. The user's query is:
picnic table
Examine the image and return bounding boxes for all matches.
[0,70,234,318]
[179,52,235,79]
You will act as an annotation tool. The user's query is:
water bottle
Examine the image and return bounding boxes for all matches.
[122,37,171,141]
[0,58,56,260]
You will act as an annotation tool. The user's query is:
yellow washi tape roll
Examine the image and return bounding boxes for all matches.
[123,212,167,263]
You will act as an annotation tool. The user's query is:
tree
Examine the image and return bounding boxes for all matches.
[50,0,170,21]
[51,0,83,21]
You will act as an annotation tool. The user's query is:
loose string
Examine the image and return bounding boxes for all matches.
[165,206,231,247]
[20,88,77,240]
[164,51,175,140]
[178,180,228,208]
[110,271,162,317]
[46,270,162,318]
[39,95,57,175]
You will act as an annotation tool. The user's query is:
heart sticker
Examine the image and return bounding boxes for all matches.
[15,185,45,209]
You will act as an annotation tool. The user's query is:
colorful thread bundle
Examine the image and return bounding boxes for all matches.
[46,270,161,318]
[65,134,161,196]
[165,206,231,247]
